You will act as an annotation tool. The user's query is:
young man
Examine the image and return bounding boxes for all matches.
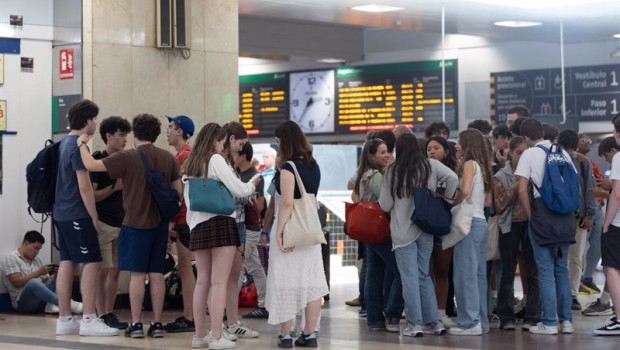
[1,231,82,314]
[491,124,511,172]
[515,118,576,335]
[78,114,182,339]
[595,119,620,335]
[234,142,268,319]
[261,147,277,203]
[505,105,530,129]
[163,115,196,333]
[92,116,131,329]
[557,129,596,311]
[53,99,119,336]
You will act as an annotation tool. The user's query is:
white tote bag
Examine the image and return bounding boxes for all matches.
[282,161,327,249]
[442,163,478,250]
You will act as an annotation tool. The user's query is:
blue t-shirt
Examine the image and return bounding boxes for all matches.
[52,135,89,221]
[276,160,320,198]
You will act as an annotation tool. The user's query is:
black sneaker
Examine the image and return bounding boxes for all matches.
[593,316,620,335]
[572,296,582,311]
[124,322,144,338]
[294,333,318,347]
[100,313,129,330]
[243,307,269,319]
[582,278,602,293]
[147,322,165,338]
[163,316,195,333]
[277,334,293,348]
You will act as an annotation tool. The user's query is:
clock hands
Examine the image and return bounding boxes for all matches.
[298,96,323,124]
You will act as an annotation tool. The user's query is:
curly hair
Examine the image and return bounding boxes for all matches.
[132,114,161,143]
[99,116,131,144]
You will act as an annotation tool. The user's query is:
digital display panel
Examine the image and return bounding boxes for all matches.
[239,72,288,136]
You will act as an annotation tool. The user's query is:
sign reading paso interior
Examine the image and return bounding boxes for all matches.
[335,60,457,133]
[491,64,620,124]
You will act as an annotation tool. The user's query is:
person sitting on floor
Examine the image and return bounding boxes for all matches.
[1,231,82,314]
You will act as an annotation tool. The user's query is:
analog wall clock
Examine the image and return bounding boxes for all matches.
[289,70,335,133]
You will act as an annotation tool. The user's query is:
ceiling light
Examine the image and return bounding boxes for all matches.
[351,4,405,13]
[614,34,620,39]
[494,21,542,28]
[317,58,347,64]
[463,0,615,9]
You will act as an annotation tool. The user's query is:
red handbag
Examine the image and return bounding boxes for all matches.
[344,174,390,244]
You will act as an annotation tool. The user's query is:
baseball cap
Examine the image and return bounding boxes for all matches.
[166,115,195,139]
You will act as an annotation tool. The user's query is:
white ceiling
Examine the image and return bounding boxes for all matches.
[238,0,620,63]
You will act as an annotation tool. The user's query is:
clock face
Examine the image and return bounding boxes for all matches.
[289,70,335,133]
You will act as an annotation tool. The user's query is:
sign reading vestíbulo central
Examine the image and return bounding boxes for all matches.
[491,64,620,125]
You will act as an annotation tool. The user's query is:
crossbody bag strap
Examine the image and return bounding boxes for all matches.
[286,161,308,196]
[136,147,149,172]
[360,171,377,199]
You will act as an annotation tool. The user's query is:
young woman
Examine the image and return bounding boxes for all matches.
[380,134,458,337]
[183,123,259,349]
[352,138,403,333]
[426,136,458,326]
[494,136,540,330]
[219,122,261,340]
[265,121,328,348]
[448,129,494,336]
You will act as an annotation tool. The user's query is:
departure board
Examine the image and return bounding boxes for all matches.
[335,60,458,133]
[238,59,458,136]
[491,63,620,127]
[239,72,288,136]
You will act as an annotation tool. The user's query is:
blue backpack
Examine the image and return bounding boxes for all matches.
[534,144,580,214]
[137,148,181,222]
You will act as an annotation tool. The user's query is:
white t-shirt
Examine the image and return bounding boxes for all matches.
[609,152,620,227]
[514,140,576,199]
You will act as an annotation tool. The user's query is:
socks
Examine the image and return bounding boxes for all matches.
[82,313,96,323]
[491,290,498,299]
[601,291,612,304]
[304,332,317,339]
[59,315,73,322]
[281,334,292,340]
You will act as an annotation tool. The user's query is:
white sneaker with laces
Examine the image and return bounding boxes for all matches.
[224,321,259,338]
[560,320,574,334]
[448,323,482,336]
[529,322,558,335]
[209,336,236,349]
[441,314,457,329]
[70,300,83,314]
[212,329,237,342]
[79,318,120,336]
[45,303,59,314]
[423,321,447,335]
[56,317,80,335]
[402,323,423,337]
[192,334,211,348]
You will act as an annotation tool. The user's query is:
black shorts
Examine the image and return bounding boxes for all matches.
[602,225,620,269]
[55,218,102,263]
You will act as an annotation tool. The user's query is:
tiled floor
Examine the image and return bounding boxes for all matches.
[0,266,617,349]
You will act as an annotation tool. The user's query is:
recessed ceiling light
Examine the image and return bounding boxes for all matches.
[351,4,405,13]
[317,58,347,64]
[464,0,614,9]
[614,34,620,39]
[494,21,542,28]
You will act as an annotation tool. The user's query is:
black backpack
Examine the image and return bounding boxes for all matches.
[26,139,60,220]
[137,147,181,222]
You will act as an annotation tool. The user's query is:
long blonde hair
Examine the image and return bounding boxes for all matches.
[457,129,493,192]
[182,123,227,177]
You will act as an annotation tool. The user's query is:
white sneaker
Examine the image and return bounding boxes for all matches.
[70,300,83,314]
[423,321,447,335]
[441,314,457,329]
[448,323,482,336]
[79,318,120,336]
[192,334,211,348]
[45,303,59,314]
[209,335,236,349]
[56,317,80,335]
[212,329,237,342]
[223,320,259,338]
[529,322,558,335]
[560,320,574,334]
[402,323,423,337]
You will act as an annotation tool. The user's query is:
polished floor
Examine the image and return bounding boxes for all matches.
[0,267,618,350]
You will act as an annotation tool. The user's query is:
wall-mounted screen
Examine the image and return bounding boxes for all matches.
[239,59,458,136]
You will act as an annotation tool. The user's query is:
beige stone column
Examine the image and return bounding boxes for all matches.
[83,0,239,149]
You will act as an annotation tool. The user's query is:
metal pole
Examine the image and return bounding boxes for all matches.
[442,3,446,122]
[560,19,566,124]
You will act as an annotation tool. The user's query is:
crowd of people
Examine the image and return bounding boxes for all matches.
[345,106,620,339]
[3,100,620,349]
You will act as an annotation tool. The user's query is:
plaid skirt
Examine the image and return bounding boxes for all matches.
[189,216,240,251]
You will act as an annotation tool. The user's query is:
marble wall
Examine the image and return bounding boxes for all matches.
[83,0,239,150]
